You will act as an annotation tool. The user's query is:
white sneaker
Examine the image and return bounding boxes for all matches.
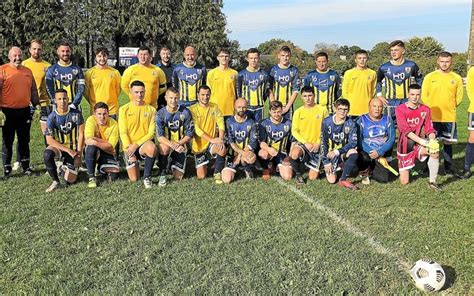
[143,177,153,189]
[158,175,167,187]
[12,161,20,171]
[361,175,370,185]
[46,180,60,193]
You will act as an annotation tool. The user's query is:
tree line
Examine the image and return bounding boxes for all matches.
[0,1,467,76]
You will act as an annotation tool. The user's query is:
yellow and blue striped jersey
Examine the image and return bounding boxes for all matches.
[44,108,84,150]
[258,118,292,153]
[45,62,85,107]
[376,59,422,100]
[303,69,341,113]
[156,105,194,142]
[237,68,270,108]
[172,63,207,103]
[268,64,300,107]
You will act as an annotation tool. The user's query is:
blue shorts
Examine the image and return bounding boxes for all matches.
[385,99,407,121]
[433,122,457,142]
[194,144,217,168]
[294,142,321,171]
[246,107,264,123]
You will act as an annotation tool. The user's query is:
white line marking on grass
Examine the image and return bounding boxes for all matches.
[276,179,411,271]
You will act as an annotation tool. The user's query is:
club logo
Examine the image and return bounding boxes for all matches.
[247,125,251,132]
[259,74,264,80]
[405,67,411,73]
[180,113,185,121]
[284,125,289,132]
[72,69,78,75]
[197,69,202,75]
[329,75,335,81]
[451,80,455,85]
[152,71,156,76]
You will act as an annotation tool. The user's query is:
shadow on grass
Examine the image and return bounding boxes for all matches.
[441,265,456,291]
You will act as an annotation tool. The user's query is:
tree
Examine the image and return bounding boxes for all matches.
[313,42,339,56]
[406,36,444,58]
[0,0,64,62]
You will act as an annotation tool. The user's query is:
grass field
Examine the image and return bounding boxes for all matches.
[1,92,473,294]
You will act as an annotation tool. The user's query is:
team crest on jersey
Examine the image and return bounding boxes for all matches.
[197,69,202,75]
[180,113,185,121]
[247,125,251,132]
[230,75,236,80]
[144,112,149,117]
[421,112,427,119]
[405,67,411,74]
[110,73,114,78]
[329,75,335,81]
[289,70,294,77]
[43,67,48,73]
[451,80,455,85]
[344,126,350,134]
[180,70,184,75]
[259,74,264,80]
[284,125,289,132]
[152,71,156,76]
[266,126,271,133]
[72,69,78,75]
[71,113,79,123]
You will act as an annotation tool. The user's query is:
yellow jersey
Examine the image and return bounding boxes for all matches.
[118,102,156,151]
[121,64,166,108]
[292,104,328,144]
[466,67,474,113]
[207,67,238,117]
[85,66,121,115]
[189,102,224,153]
[21,58,51,107]
[422,70,463,122]
[342,67,376,116]
[85,115,119,148]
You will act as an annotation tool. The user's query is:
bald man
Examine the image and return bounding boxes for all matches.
[222,98,258,183]
[356,97,396,184]
[172,46,207,107]
[0,47,39,177]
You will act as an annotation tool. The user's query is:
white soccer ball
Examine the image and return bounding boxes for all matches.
[410,259,446,292]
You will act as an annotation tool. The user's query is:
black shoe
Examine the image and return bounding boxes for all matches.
[428,182,443,192]
[23,167,39,177]
[458,170,472,180]
[3,166,12,179]
[245,170,254,179]
[444,167,458,177]
[295,175,305,185]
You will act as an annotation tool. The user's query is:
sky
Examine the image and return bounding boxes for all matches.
[222,0,471,53]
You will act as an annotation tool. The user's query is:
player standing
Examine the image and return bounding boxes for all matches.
[221,98,258,183]
[237,48,271,123]
[84,102,120,188]
[342,49,377,118]
[172,46,207,108]
[189,86,226,183]
[422,52,463,175]
[156,46,175,110]
[303,52,341,114]
[0,46,40,177]
[119,80,157,188]
[121,46,167,109]
[156,87,194,186]
[320,99,358,189]
[268,46,300,120]
[460,66,474,179]
[395,84,441,190]
[289,86,327,184]
[45,41,85,109]
[207,48,238,120]
[258,101,293,181]
[376,40,422,120]
[84,47,121,119]
[43,89,84,192]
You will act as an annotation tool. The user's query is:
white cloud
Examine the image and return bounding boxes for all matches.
[225,0,470,32]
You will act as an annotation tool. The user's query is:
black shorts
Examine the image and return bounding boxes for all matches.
[194,144,218,168]
[97,151,119,173]
[169,150,187,173]
[123,144,147,169]
[294,142,321,171]
[433,122,457,142]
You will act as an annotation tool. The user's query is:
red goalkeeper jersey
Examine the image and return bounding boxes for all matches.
[395,103,435,154]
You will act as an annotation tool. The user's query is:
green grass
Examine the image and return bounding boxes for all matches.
[0,92,473,294]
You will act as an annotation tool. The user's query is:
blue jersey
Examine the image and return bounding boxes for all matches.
[356,114,395,156]
[321,116,357,156]
[156,105,194,142]
[44,108,84,150]
[376,59,422,100]
[259,118,292,153]
[172,63,207,103]
[237,68,270,108]
[303,69,341,113]
[268,64,300,107]
[225,116,258,151]
[45,62,85,107]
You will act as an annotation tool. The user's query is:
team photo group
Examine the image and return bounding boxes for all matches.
[0,38,472,193]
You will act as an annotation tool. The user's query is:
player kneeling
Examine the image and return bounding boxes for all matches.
[289,86,328,184]
[156,87,194,186]
[43,89,84,192]
[320,99,359,189]
[221,98,258,183]
[84,102,120,188]
[190,86,227,184]
[395,84,441,191]
[258,101,293,181]
[119,81,157,189]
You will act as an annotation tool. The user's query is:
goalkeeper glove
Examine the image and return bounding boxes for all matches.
[0,109,5,126]
[426,138,440,153]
